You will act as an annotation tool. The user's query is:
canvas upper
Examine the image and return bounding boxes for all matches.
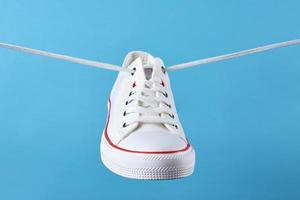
[106,51,189,152]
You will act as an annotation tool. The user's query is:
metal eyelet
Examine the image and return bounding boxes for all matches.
[125,101,129,105]
[163,92,168,98]
[169,114,175,119]
[173,124,178,129]
[129,91,133,96]
[131,67,136,76]
[132,81,136,88]
[123,111,127,116]
[123,122,127,128]
[161,66,166,74]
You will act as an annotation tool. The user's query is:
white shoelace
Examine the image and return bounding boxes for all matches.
[1,39,299,72]
[124,79,175,128]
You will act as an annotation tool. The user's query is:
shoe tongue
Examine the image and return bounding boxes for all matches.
[124,52,156,80]
[144,67,153,80]
[140,54,155,80]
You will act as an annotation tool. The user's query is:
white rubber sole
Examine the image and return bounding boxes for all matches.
[100,135,196,180]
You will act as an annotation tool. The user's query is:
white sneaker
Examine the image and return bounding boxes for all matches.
[100,52,195,179]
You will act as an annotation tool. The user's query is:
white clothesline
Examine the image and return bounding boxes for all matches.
[167,39,300,71]
[0,42,126,72]
[1,39,300,73]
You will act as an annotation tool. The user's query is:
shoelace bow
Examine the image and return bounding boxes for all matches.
[0,39,299,73]
[123,79,176,128]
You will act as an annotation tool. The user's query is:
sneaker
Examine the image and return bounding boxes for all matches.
[100,52,196,179]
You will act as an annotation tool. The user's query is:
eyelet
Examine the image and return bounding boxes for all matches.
[173,124,178,129]
[123,111,127,116]
[123,122,127,128]
[132,81,136,88]
[169,114,175,119]
[125,101,129,105]
[131,67,136,76]
[163,92,168,98]
[161,66,166,74]
[129,91,133,96]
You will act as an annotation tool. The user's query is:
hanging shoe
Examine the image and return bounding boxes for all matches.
[100,52,195,179]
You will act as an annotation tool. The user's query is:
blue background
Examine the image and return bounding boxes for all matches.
[0,0,300,199]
